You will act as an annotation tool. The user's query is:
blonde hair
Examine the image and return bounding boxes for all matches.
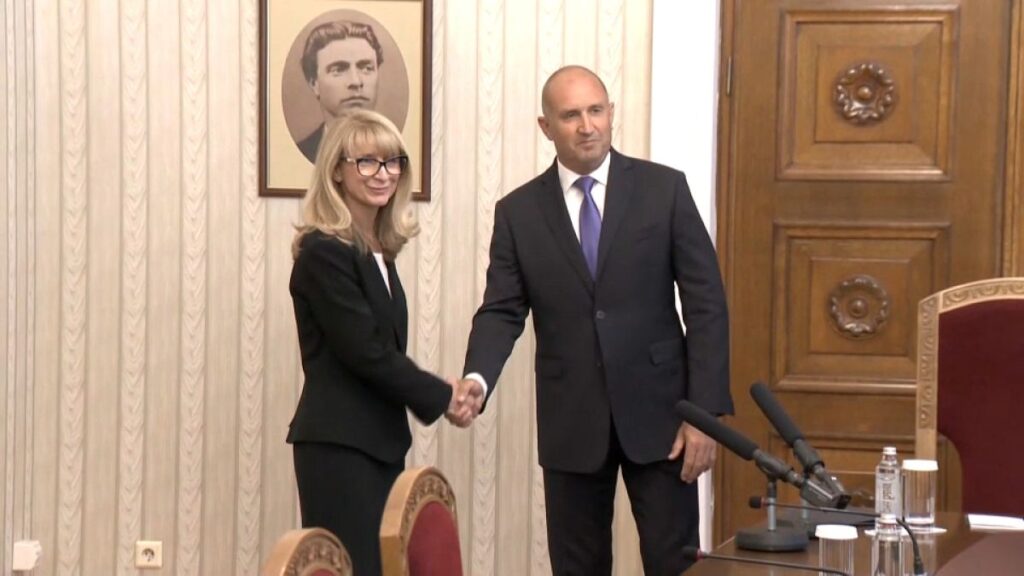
[292,109,419,260]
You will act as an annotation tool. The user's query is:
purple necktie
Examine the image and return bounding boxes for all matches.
[577,175,601,278]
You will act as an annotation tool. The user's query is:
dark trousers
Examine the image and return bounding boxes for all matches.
[293,442,403,576]
[543,426,700,576]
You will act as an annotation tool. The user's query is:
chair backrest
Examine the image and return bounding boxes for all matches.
[380,466,463,576]
[916,277,1024,516]
[262,527,353,576]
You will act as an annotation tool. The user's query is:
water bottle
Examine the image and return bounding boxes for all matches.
[872,513,903,575]
[875,446,901,526]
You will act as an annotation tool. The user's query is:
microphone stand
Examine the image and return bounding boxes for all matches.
[670,399,831,552]
[736,479,810,552]
[750,381,852,509]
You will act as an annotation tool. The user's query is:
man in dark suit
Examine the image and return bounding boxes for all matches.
[462,65,733,575]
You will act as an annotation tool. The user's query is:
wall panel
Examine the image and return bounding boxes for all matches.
[2,0,653,573]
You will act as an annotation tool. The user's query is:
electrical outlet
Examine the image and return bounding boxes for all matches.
[135,541,163,569]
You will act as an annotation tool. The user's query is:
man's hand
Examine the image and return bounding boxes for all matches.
[445,378,484,428]
[668,419,719,483]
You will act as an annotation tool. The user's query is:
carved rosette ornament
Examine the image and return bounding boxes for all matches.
[834,62,896,125]
[828,274,891,339]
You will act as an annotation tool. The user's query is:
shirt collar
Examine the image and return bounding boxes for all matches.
[556,153,612,196]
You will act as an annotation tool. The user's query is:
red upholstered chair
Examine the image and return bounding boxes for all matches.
[915,277,1024,516]
[380,466,464,576]
[262,528,353,576]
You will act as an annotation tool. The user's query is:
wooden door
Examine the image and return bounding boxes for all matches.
[716,0,1012,540]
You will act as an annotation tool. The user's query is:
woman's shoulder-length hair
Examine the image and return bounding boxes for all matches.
[292,109,419,261]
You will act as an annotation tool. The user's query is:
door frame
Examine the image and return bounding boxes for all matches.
[712,0,1024,544]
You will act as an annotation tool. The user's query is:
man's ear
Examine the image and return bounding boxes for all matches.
[309,79,321,100]
[537,115,553,141]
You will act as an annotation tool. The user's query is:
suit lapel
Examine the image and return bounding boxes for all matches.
[596,150,632,281]
[387,261,408,352]
[535,162,595,293]
[357,254,399,348]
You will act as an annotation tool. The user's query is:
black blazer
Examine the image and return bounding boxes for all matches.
[288,231,452,463]
[464,150,733,473]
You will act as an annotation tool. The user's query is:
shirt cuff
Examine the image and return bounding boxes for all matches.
[464,373,489,397]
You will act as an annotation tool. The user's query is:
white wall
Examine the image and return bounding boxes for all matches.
[652,1,720,231]
[651,0,722,550]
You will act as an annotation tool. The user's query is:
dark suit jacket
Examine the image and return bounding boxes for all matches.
[464,150,733,473]
[288,231,452,463]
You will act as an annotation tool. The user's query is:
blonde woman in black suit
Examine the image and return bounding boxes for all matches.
[288,109,483,575]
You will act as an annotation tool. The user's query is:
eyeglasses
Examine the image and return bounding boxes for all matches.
[342,155,408,177]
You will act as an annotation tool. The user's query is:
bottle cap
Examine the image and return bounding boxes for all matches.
[882,446,897,456]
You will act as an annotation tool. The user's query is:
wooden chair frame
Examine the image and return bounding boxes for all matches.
[263,527,353,576]
[915,277,1024,458]
[379,466,460,576]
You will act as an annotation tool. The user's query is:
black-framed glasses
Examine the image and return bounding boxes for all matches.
[342,155,408,177]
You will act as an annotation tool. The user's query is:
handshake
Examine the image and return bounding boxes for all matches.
[444,378,485,428]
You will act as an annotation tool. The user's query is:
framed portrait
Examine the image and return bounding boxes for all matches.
[260,0,432,200]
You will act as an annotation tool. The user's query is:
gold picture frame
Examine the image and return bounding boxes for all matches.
[260,0,432,200]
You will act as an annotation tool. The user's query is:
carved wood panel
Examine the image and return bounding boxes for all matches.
[718,0,1010,542]
[779,9,957,180]
[772,224,950,392]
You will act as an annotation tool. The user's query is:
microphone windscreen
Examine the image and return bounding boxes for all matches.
[675,400,758,460]
[681,546,702,561]
[750,381,804,444]
[748,495,764,509]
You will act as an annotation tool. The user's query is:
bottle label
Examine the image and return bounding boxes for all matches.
[878,480,898,515]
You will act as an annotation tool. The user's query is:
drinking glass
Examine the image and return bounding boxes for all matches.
[816,524,857,576]
[902,459,938,528]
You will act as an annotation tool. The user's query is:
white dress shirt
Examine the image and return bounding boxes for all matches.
[372,252,391,296]
[556,153,610,240]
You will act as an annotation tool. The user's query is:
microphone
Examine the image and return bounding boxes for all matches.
[676,400,812,551]
[675,399,842,507]
[749,497,926,575]
[750,381,851,509]
[675,400,804,489]
[683,546,850,576]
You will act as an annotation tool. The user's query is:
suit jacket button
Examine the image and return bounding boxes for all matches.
[595,310,606,320]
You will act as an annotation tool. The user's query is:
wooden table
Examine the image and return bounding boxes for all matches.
[685,512,1024,575]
